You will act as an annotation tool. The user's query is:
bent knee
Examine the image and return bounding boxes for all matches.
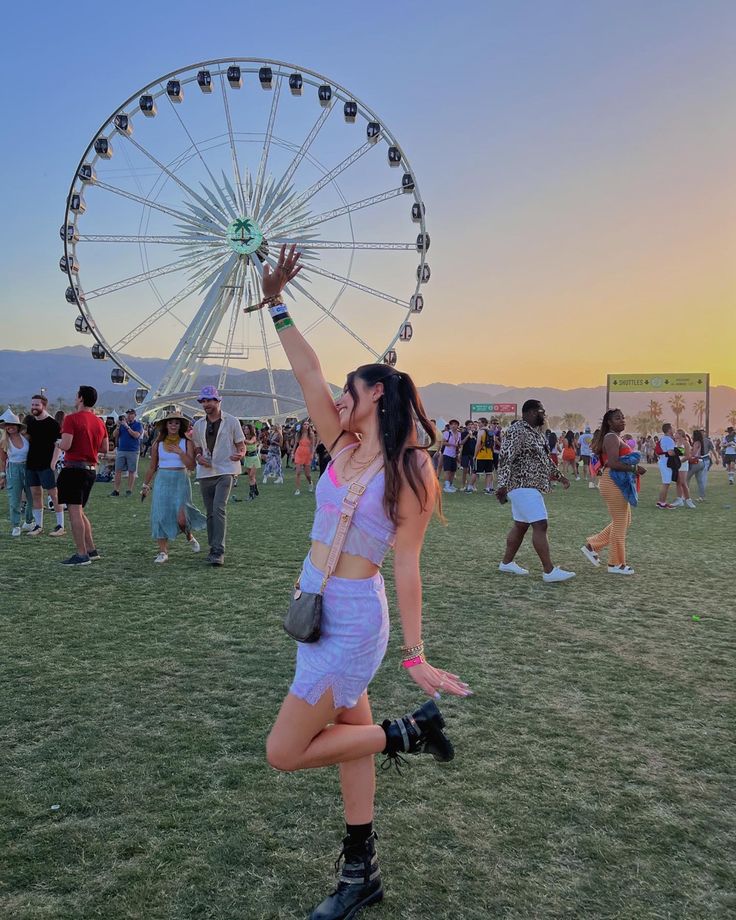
[265,733,300,773]
[531,519,548,531]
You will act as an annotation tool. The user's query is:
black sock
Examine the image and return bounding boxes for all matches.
[345,821,373,848]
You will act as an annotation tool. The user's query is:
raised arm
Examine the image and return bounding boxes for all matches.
[255,246,345,449]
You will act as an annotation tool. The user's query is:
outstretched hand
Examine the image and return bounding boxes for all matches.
[261,244,303,300]
[406,660,472,699]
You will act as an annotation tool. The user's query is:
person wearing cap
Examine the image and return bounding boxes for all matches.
[111,408,143,497]
[579,425,595,487]
[0,409,35,536]
[140,413,206,564]
[191,386,245,566]
[23,393,66,536]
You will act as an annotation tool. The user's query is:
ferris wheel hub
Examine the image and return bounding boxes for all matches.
[226,217,264,256]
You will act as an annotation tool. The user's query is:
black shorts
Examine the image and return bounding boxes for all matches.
[460,454,475,470]
[491,455,499,470]
[25,467,57,490]
[442,455,457,473]
[57,467,96,507]
[476,458,494,474]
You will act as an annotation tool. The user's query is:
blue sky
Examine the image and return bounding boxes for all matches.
[3,0,735,388]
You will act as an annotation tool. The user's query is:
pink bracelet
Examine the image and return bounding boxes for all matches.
[401,656,424,669]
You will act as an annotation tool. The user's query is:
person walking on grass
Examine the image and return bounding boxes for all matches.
[441,418,462,493]
[110,408,143,497]
[23,394,66,537]
[656,423,677,508]
[262,425,284,484]
[191,386,245,567]
[474,417,495,493]
[459,420,477,492]
[670,429,696,509]
[581,409,646,576]
[241,423,261,500]
[293,420,317,495]
[723,426,736,484]
[140,413,205,564]
[0,410,35,536]
[687,429,716,501]
[55,386,108,566]
[257,246,471,920]
[496,399,575,583]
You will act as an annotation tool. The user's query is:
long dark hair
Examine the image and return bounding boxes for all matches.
[692,429,704,453]
[157,418,189,440]
[591,409,621,456]
[340,364,439,525]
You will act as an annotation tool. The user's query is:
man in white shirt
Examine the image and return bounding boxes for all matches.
[723,426,736,484]
[192,386,245,566]
[656,423,677,508]
[579,426,594,487]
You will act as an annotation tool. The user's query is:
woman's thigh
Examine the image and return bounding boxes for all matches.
[335,691,373,727]
[267,689,339,770]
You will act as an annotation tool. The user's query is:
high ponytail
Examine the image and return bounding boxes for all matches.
[344,364,440,525]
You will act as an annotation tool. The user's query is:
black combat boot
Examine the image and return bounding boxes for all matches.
[380,699,454,771]
[248,483,256,501]
[309,831,383,920]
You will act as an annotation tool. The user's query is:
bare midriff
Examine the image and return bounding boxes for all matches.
[310,540,380,580]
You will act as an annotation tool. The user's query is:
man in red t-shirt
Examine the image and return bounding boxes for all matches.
[56,385,109,566]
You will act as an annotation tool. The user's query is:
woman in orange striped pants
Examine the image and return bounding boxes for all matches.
[580,409,646,575]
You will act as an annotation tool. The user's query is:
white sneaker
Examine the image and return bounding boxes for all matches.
[26,524,43,537]
[189,538,201,553]
[542,567,576,583]
[670,498,684,507]
[21,522,35,532]
[275,476,284,484]
[444,484,457,493]
[154,552,169,564]
[580,545,601,567]
[294,489,301,496]
[684,499,696,509]
[575,476,580,481]
[11,526,21,537]
[498,560,530,576]
[464,486,473,493]
[309,483,314,493]
[608,564,635,576]
[588,482,596,489]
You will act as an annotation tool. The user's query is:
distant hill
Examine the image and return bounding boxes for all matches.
[1,349,734,431]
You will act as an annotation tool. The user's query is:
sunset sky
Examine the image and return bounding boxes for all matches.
[3,0,735,389]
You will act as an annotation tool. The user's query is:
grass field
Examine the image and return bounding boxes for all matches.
[2,463,735,919]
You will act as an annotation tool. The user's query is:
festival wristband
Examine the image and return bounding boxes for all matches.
[401,656,425,669]
[274,316,295,333]
[268,302,288,318]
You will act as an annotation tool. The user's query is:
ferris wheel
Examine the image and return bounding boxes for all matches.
[61,58,430,420]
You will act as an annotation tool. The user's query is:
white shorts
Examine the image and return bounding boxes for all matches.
[509,488,548,523]
[679,461,689,474]
[658,458,673,484]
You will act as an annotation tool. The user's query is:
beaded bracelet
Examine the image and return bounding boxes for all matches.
[400,643,424,658]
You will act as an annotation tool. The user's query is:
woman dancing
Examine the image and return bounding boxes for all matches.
[260,246,471,920]
[241,423,261,501]
[140,412,206,563]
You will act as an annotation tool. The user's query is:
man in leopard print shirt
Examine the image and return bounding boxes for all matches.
[496,399,575,583]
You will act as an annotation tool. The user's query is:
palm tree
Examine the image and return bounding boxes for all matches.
[693,399,706,429]
[561,412,585,431]
[631,412,658,437]
[648,400,663,422]
[728,409,736,428]
[669,394,685,429]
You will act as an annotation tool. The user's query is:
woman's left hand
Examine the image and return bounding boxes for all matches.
[406,660,472,698]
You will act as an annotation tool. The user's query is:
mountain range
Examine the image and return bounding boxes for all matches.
[1,348,734,431]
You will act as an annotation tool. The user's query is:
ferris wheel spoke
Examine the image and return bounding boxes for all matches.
[78,234,222,245]
[217,262,248,390]
[123,134,229,226]
[218,71,251,217]
[161,82,233,215]
[248,265,280,416]
[259,101,335,226]
[252,76,282,216]
[298,263,410,308]
[289,141,375,212]
[255,256,380,359]
[84,251,214,300]
[271,239,416,251]
[92,180,213,229]
[270,187,406,237]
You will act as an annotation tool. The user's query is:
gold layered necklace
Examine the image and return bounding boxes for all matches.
[345,447,381,476]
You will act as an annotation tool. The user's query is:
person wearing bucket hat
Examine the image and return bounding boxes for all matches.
[191,386,245,565]
[140,412,206,563]
[0,409,35,536]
